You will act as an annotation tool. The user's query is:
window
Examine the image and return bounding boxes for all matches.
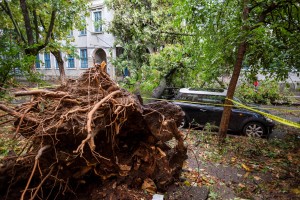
[44,53,51,68]
[80,17,87,35]
[94,11,102,32]
[55,52,62,69]
[68,30,73,37]
[195,95,225,104]
[176,93,195,101]
[35,55,40,69]
[67,55,75,68]
[80,49,88,68]
[80,28,87,35]
[176,93,225,105]
[55,59,59,69]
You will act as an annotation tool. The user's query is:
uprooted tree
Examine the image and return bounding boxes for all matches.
[0,62,187,200]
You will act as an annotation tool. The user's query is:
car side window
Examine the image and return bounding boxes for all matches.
[176,93,225,105]
[195,95,225,105]
[176,93,193,101]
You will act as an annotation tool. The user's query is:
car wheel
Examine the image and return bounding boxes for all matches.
[243,122,265,137]
[179,116,188,128]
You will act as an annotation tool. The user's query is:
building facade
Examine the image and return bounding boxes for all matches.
[36,0,117,80]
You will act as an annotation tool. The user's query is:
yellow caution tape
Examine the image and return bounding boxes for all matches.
[227,98,300,129]
[143,97,232,107]
[254,106,300,113]
[144,97,299,112]
[143,97,300,129]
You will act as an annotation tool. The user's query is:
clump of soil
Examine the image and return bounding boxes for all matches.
[0,62,187,200]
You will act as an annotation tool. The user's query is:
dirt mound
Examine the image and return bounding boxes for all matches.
[0,62,187,200]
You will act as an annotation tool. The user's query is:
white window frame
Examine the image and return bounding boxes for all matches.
[93,10,102,33]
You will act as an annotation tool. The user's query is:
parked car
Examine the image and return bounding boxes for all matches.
[173,88,275,137]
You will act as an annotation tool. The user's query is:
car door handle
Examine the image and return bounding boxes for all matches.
[199,109,206,112]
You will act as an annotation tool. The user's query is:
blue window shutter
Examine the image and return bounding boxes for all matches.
[36,55,40,68]
[80,49,88,68]
[44,53,51,68]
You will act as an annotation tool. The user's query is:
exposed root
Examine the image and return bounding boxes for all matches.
[0,64,187,200]
[0,103,39,123]
[21,145,51,200]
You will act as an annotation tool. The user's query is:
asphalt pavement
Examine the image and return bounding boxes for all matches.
[261,104,300,139]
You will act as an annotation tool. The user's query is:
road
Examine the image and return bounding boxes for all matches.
[261,105,300,138]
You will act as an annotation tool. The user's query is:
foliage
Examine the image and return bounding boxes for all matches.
[0,30,42,95]
[0,31,21,90]
[0,0,89,86]
[43,0,89,54]
[137,44,194,94]
[106,0,188,93]
[235,79,293,104]
[109,0,300,98]
[174,0,300,82]
[173,0,300,139]
[173,0,242,82]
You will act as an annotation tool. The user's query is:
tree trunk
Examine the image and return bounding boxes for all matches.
[152,67,178,99]
[51,50,66,85]
[152,78,167,99]
[218,41,247,142]
[19,0,34,46]
[218,1,249,143]
[215,77,226,88]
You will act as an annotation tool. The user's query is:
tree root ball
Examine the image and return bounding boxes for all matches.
[0,62,187,200]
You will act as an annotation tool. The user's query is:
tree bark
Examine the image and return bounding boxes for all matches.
[18,1,56,71]
[0,103,38,123]
[19,0,34,45]
[15,90,70,98]
[152,78,167,99]
[218,41,247,142]
[1,1,26,43]
[51,50,66,85]
[218,1,249,143]
[152,67,178,99]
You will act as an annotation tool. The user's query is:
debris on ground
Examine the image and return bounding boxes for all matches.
[0,62,187,200]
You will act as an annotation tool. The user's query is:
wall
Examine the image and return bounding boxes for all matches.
[36,0,117,80]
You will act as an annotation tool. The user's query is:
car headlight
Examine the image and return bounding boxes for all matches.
[265,117,273,123]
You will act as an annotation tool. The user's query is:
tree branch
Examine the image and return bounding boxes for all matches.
[32,9,39,43]
[1,0,26,43]
[19,0,34,45]
[159,31,195,37]
[44,9,56,46]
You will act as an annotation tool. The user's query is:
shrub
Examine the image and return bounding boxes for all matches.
[236,79,293,104]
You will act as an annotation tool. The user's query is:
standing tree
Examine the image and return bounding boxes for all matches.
[0,0,56,68]
[0,0,89,84]
[174,0,300,142]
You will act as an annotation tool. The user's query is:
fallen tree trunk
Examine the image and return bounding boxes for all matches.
[0,62,187,200]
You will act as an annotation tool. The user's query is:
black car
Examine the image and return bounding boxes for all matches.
[173,88,275,137]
